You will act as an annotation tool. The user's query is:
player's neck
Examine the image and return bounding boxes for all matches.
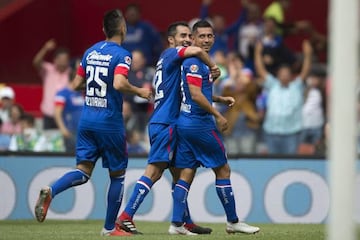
[106,36,123,45]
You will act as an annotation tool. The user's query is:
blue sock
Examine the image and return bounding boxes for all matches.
[172,179,190,224]
[123,176,153,218]
[50,169,89,198]
[215,179,239,223]
[172,182,193,224]
[104,175,125,230]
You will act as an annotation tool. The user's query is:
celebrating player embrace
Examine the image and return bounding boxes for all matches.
[170,20,260,235]
[34,9,151,237]
[116,21,220,235]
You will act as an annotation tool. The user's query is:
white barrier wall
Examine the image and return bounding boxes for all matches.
[1,156,359,223]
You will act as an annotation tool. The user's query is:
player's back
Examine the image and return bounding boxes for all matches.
[178,57,214,129]
[79,41,131,132]
[150,47,186,125]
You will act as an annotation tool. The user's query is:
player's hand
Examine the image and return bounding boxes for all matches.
[44,39,57,51]
[210,65,221,80]
[220,96,235,107]
[137,88,152,101]
[215,115,228,132]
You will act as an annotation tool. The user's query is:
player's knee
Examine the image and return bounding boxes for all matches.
[214,163,231,179]
[144,163,166,182]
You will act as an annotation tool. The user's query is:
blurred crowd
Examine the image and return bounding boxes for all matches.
[0,0,331,155]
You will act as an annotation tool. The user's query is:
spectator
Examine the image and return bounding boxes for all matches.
[127,130,147,155]
[0,86,15,123]
[222,66,260,154]
[54,77,84,154]
[124,50,154,135]
[236,1,263,71]
[255,39,312,154]
[260,17,295,74]
[200,0,248,55]
[33,39,71,130]
[300,71,326,146]
[122,4,162,65]
[1,104,23,135]
[8,113,47,152]
[0,118,11,150]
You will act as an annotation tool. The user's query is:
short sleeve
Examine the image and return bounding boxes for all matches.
[264,73,277,90]
[114,53,132,77]
[54,92,66,106]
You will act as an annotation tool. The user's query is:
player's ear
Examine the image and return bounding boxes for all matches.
[168,36,174,45]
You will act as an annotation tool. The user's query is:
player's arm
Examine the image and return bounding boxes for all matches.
[54,100,71,139]
[188,83,228,132]
[113,74,152,100]
[212,95,235,107]
[254,42,268,85]
[33,39,56,70]
[299,40,313,81]
[183,47,220,79]
[72,64,86,90]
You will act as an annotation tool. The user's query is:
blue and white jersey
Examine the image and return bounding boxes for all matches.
[178,57,215,129]
[77,41,132,132]
[149,47,186,125]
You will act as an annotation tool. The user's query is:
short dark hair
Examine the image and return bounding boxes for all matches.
[167,21,189,37]
[192,20,213,33]
[125,3,140,12]
[54,47,70,58]
[20,113,35,127]
[103,9,124,38]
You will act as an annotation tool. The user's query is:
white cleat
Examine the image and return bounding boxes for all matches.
[168,224,198,235]
[226,222,260,234]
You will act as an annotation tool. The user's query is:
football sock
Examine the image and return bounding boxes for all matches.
[50,169,89,198]
[215,179,239,223]
[123,176,153,219]
[104,175,125,230]
[172,182,193,224]
[172,179,190,224]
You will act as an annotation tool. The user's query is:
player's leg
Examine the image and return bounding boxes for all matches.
[99,130,131,236]
[34,129,97,223]
[169,167,212,234]
[197,128,259,234]
[212,163,259,234]
[169,168,197,235]
[117,124,172,234]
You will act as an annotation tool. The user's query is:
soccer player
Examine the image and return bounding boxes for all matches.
[34,9,152,237]
[116,21,220,235]
[170,20,260,235]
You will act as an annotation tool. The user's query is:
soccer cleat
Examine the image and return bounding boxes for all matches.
[226,222,260,234]
[34,187,52,222]
[168,224,198,235]
[184,223,212,234]
[116,218,143,235]
[100,228,132,236]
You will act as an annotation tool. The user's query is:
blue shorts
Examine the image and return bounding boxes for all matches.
[175,127,227,169]
[148,123,176,164]
[76,128,128,172]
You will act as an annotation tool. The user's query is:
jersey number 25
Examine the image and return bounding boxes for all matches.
[86,66,108,97]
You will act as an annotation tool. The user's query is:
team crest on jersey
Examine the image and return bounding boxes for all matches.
[125,56,131,65]
[190,64,199,73]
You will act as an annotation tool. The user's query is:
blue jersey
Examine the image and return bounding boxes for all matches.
[77,41,132,132]
[178,57,215,129]
[55,87,84,133]
[149,47,186,125]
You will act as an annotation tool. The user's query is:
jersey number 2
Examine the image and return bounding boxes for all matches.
[86,66,108,97]
[153,70,164,101]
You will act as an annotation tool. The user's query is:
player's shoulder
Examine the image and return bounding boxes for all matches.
[183,57,203,73]
[56,87,70,96]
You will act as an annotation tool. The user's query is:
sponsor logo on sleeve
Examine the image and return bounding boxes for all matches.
[125,56,132,65]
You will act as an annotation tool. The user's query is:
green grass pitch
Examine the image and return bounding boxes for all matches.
[0,220,337,240]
